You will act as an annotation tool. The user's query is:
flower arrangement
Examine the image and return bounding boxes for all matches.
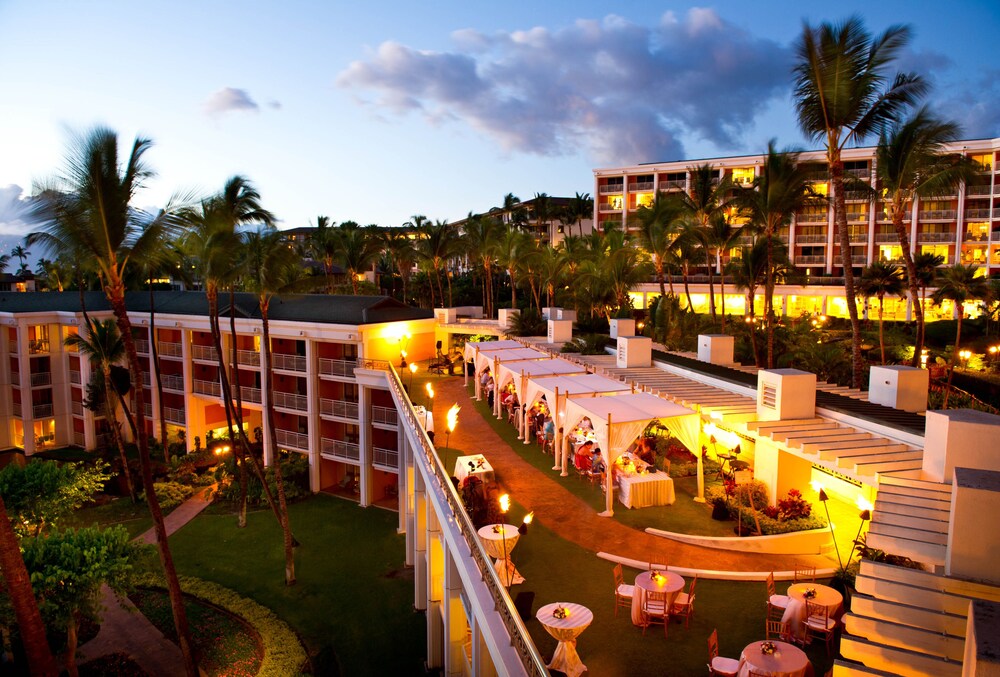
[760,641,777,656]
[552,605,569,619]
[803,587,817,599]
[491,524,503,534]
[649,571,664,584]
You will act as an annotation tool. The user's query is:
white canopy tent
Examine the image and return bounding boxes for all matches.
[562,393,699,516]
[472,347,550,400]
[521,373,632,465]
[493,359,589,432]
[463,340,523,386]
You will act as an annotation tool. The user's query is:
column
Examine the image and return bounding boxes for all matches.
[257,329,273,466]
[426,507,444,670]
[305,338,321,492]
[443,549,467,677]
[413,469,428,610]
[358,384,372,507]
[18,321,35,456]
[396,424,407,535]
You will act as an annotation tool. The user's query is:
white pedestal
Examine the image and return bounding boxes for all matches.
[610,319,635,339]
[542,307,559,320]
[434,308,457,323]
[923,409,1000,483]
[547,320,573,343]
[869,365,929,413]
[556,308,577,322]
[756,369,816,422]
[498,309,518,330]
[616,336,652,368]
[697,334,735,365]
[947,468,1000,585]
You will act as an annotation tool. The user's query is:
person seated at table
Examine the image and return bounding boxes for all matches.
[590,448,606,475]
[575,441,594,471]
[543,415,555,451]
[636,437,655,465]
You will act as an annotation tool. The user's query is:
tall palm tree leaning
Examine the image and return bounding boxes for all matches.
[704,215,744,331]
[242,226,301,585]
[931,264,989,408]
[793,15,927,389]
[568,192,594,238]
[858,261,906,364]
[874,107,978,366]
[28,126,197,676]
[634,192,686,300]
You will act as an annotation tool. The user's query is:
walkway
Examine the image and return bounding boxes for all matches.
[77,485,216,676]
[433,376,831,573]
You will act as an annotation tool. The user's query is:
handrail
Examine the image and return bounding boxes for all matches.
[373,359,548,676]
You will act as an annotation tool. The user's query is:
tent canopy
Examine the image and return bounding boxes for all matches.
[523,373,631,415]
[474,347,550,377]
[496,359,588,398]
[463,339,522,364]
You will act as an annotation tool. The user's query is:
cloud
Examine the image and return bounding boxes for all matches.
[337,10,792,164]
[204,87,261,116]
[0,185,31,237]
[934,68,1000,141]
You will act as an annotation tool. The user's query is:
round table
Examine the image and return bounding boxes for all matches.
[477,524,524,586]
[630,570,685,626]
[738,640,810,677]
[536,602,593,677]
[782,583,843,639]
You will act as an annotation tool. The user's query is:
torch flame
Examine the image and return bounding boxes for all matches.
[446,403,460,432]
[425,382,434,398]
[522,511,534,525]
[499,494,510,513]
[856,496,874,512]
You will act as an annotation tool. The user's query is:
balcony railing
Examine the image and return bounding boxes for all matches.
[918,232,955,243]
[73,430,85,447]
[12,402,21,417]
[965,208,992,220]
[846,167,870,178]
[33,403,53,419]
[797,234,827,244]
[835,228,868,242]
[658,179,685,191]
[845,190,872,201]
[851,255,868,265]
[373,446,399,469]
[795,255,826,265]
[70,369,81,385]
[963,231,989,242]
[135,339,149,354]
[161,373,185,392]
[235,385,262,405]
[598,183,623,195]
[237,350,261,367]
[144,403,153,418]
[318,358,356,378]
[874,232,898,243]
[193,378,221,397]
[191,344,218,362]
[30,372,51,387]
[71,401,83,417]
[28,339,50,354]
[320,398,359,420]
[271,353,307,373]
[141,372,151,387]
[10,370,18,384]
[164,406,185,424]
[966,184,994,196]
[8,341,16,354]
[796,213,828,224]
[95,433,112,448]
[320,437,360,462]
[845,212,868,223]
[627,181,654,192]
[918,209,957,220]
[272,391,307,411]
[598,202,621,213]
[159,341,182,358]
[372,405,398,427]
[275,429,310,452]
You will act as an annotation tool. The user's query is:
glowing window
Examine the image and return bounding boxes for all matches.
[731,167,755,186]
[970,153,992,171]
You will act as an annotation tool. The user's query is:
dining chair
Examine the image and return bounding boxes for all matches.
[747,669,769,677]
[647,559,668,572]
[670,574,698,628]
[793,566,817,583]
[641,589,670,637]
[765,619,789,641]
[805,600,836,656]
[707,629,740,677]
[612,563,634,618]
[765,572,790,620]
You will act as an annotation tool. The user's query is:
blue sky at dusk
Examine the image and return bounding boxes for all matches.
[1,1,998,244]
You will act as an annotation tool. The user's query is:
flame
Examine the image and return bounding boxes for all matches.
[409,363,417,374]
[446,403,461,432]
[809,480,824,493]
[522,511,534,525]
[425,382,434,398]
[856,496,874,512]
[499,494,510,513]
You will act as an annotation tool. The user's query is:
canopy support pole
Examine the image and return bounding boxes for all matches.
[599,412,614,517]
[551,387,562,471]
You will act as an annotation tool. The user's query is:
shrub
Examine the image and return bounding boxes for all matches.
[216,451,310,508]
[776,488,812,520]
[152,481,194,510]
[705,482,828,535]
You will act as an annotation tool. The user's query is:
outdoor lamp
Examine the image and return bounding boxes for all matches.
[818,488,829,502]
[816,488,844,570]
[518,511,534,536]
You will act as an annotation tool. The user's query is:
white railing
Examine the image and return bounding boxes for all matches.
[320,437,360,462]
[919,232,955,243]
[33,403,53,419]
[918,209,956,220]
[30,372,51,387]
[193,378,221,397]
[141,372,151,387]
[845,212,868,222]
[318,358,355,378]
[143,403,152,418]
[161,374,184,392]
[73,430,85,447]
[373,446,399,469]
[372,405,398,426]
[874,232,898,243]
[272,391,308,411]
[320,398,359,420]
[796,255,826,264]
[159,341,183,358]
[71,401,83,416]
[659,179,685,191]
[796,212,828,224]
[797,234,827,244]
[851,255,868,265]
[135,339,149,354]
[598,183,623,194]
[9,370,18,384]
[164,407,185,424]
[237,350,261,367]
[846,167,870,178]
[12,402,21,417]
[963,231,989,242]
[598,202,621,213]
[191,344,218,362]
[275,428,310,451]
[965,184,993,196]
[965,208,992,219]
[28,339,50,354]
[628,181,654,192]
[236,385,262,404]
[271,353,307,372]
[70,369,81,385]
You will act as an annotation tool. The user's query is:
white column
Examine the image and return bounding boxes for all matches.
[18,321,35,455]
[443,549,466,677]
[305,339,320,492]
[413,469,428,610]
[257,329,274,466]
[358,384,372,507]
[426,508,444,670]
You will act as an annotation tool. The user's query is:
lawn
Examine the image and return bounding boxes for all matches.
[165,494,425,676]
[63,496,157,539]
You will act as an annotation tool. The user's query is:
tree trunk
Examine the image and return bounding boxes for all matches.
[228,288,250,529]
[149,281,169,461]
[832,158,864,389]
[104,369,136,503]
[260,299,296,585]
[878,294,886,364]
[943,310,963,409]
[0,496,60,677]
[65,613,79,677]
[766,226,776,369]
[706,250,717,324]
[656,260,666,299]
[894,212,924,367]
[718,250,727,332]
[106,280,197,677]
[682,264,693,312]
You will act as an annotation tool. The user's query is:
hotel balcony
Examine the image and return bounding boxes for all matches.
[918,231,955,243]
[161,373,184,392]
[164,406,185,424]
[73,430,85,447]
[845,190,872,201]
[598,184,622,195]
[964,208,993,220]
[874,233,898,243]
[135,339,149,354]
[193,378,221,398]
[72,401,84,417]
[159,341,183,358]
[835,228,869,243]
[272,390,308,412]
[318,358,356,379]
[33,403,53,419]
[372,405,398,427]
[320,398,359,420]
[95,433,112,448]
[795,255,826,265]
[12,402,21,417]
[797,234,828,244]
[190,344,218,363]
[658,179,685,191]
[918,209,957,221]
[962,231,989,243]
[852,255,868,265]
[234,385,262,405]
[795,214,828,225]
[627,181,654,192]
[237,350,261,367]
[845,212,869,223]
[965,184,998,197]
[274,428,309,452]
[271,353,307,373]
[143,403,153,418]
[598,202,621,213]
[373,446,399,470]
[320,437,360,463]
[846,167,870,179]
[70,369,81,385]
[30,372,51,387]
[28,339,50,354]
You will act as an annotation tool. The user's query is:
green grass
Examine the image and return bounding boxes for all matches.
[63,496,156,539]
[165,494,424,676]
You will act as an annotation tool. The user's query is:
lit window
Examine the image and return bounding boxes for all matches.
[731,167,754,186]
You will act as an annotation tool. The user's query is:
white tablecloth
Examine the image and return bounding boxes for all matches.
[455,455,494,485]
[630,570,685,626]
[477,524,524,585]
[617,471,675,508]
[781,583,844,639]
[413,405,434,432]
[536,602,593,677]
[738,640,811,677]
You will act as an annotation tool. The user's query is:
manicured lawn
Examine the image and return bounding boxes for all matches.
[63,496,156,539]
[166,494,425,676]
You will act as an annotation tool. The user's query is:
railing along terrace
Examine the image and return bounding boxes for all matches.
[73,431,85,447]
[318,358,355,378]
[320,437,361,461]
[320,398,359,420]
[375,359,548,676]
[372,405,398,426]
[373,446,399,469]
[919,232,955,243]
[190,344,218,362]
[271,353,307,372]
[272,390,307,411]
[159,341,182,358]
[275,428,309,451]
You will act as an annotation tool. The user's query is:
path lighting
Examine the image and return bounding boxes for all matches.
[920,348,929,368]
[817,487,845,571]
[518,511,534,536]
[849,496,874,571]
[408,362,417,391]
[498,493,512,586]
[959,349,972,368]
[425,382,435,411]
[445,403,460,449]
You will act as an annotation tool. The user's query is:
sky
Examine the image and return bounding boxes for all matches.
[1,1,998,258]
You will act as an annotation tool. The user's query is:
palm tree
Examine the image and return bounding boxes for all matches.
[680,164,735,323]
[931,264,989,408]
[11,244,29,271]
[531,192,554,242]
[336,222,380,294]
[307,216,338,292]
[634,192,686,299]
[463,215,503,317]
[497,227,527,309]
[415,220,457,307]
[568,192,594,238]
[858,261,906,364]
[27,126,197,676]
[703,215,744,331]
[242,226,301,585]
[671,227,700,313]
[793,15,926,388]
[874,107,978,365]
[382,228,417,303]
[739,142,819,367]
[728,238,791,366]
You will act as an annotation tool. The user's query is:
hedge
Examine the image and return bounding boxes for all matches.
[137,573,308,676]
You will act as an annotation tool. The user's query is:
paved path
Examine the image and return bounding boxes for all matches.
[434,376,830,572]
[77,484,216,675]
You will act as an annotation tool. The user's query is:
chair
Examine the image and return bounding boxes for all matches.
[670,574,697,628]
[612,564,634,618]
[707,629,740,677]
[804,600,836,655]
[766,619,789,641]
[765,572,790,620]
[794,566,817,583]
[641,589,669,637]
[746,670,769,677]
[648,559,668,572]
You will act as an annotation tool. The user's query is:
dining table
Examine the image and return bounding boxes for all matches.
[615,455,675,509]
[781,583,843,639]
[738,639,812,677]
[536,602,593,677]
[630,569,685,626]
[455,454,495,486]
[477,524,524,586]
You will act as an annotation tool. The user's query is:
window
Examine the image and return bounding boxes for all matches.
[920,244,948,259]
[731,167,754,186]
[970,153,992,171]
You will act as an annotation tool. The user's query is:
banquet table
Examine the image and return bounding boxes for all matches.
[630,570,685,626]
[738,640,812,677]
[455,455,495,485]
[781,583,843,639]
[536,602,593,677]
[617,470,675,508]
[477,524,524,585]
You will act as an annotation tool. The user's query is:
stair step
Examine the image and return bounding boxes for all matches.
[878,475,953,496]
[808,438,897,456]
[843,613,966,661]
[874,492,950,513]
[746,417,826,431]
[844,452,922,473]
[868,521,949,544]
[874,500,950,524]
[834,444,910,460]
[850,593,967,637]
[855,576,971,615]
[769,426,845,443]
[786,431,873,448]
[832,659,907,676]
[872,511,949,534]
[864,531,946,567]
[860,560,1000,603]
[839,634,962,677]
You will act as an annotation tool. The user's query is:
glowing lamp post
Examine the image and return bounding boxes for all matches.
[815,485,844,571]
[408,362,417,391]
[498,493,512,586]
[425,383,435,412]
[445,403,460,449]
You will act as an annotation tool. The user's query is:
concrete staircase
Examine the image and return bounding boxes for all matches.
[865,475,953,567]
